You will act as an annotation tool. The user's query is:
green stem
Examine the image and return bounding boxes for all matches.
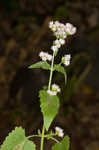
[28,133,57,139]
[40,52,55,150]
[40,125,45,150]
[48,52,55,90]
[27,135,41,139]
[49,137,59,143]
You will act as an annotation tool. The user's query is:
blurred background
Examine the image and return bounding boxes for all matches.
[0,0,99,150]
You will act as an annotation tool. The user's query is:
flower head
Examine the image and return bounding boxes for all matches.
[51,45,58,52]
[49,21,76,55]
[47,89,57,96]
[54,39,61,48]
[47,84,61,96]
[49,21,54,28]
[59,39,65,45]
[52,84,61,93]
[62,54,71,66]
[65,23,77,35]
[55,126,64,137]
[49,21,67,39]
[39,51,52,61]
[49,21,76,39]
[51,38,65,53]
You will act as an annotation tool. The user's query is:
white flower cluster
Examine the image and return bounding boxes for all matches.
[49,21,76,53]
[55,126,64,137]
[51,39,65,52]
[49,21,76,39]
[62,54,71,66]
[39,51,52,61]
[47,84,61,96]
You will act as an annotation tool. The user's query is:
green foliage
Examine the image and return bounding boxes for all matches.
[53,64,67,83]
[29,62,67,83]
[0,20,74,150]
[39,90,60,131]
[0,127,25,150]
[23,140,35,150]
[29,61,51,70]
[0,127,35,150]
[52,136,70,150]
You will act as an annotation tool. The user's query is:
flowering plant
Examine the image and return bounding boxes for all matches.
[0,21,76,150]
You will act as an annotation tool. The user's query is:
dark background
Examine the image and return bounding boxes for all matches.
[0,0,99,150]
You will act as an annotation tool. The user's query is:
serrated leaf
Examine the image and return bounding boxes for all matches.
[53,64,67,83]
[0,127,26,150]
[23,140,36,150]
[29,61,51,70]
[39,90,60,131]
[52,136,70,150]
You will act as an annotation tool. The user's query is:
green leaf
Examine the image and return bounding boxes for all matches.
[52,136,70,150]
[23,140,36,150]
[53,64,67,83]
[14,141,25,150]
[29,61,51,70]
[39,90,60,131]
[0,127,36,150]
[0,127,26,150]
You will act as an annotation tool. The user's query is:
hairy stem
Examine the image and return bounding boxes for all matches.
[48,52,55,90]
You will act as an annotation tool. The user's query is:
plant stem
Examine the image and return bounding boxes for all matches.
[50,137,59,143]
[27,135,41,139]
[48,52,55,90]
[40,52,55,150]
[40,125,45,150]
